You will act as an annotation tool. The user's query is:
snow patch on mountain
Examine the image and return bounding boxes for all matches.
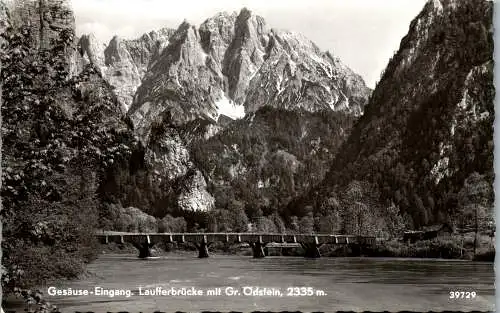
[215,94,246,120]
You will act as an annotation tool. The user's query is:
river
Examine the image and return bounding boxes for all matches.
[8,254,496,312]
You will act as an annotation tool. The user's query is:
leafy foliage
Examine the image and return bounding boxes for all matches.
[158,215,187,233]
[1,10,137,292]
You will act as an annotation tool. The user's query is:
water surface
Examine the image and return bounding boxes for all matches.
[25,255,497,312]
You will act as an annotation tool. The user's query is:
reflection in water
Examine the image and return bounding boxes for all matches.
[17,256,495,312]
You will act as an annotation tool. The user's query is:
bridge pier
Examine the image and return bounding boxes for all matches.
[300,243,322,258]
[136,242,154,258]
[131,235,155,259]
[194,238,211,258]
[351,243,364,256]
[281,247,291,256]
[250,242,266,258]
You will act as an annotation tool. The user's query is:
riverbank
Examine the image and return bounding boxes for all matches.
[99,234,495,262]
[350,238,495,261]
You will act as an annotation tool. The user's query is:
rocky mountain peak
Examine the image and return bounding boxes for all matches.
[73,27,175,111]
[199,11,237,64]
[168,20,206,67]
[222,8,268,104]
[104,35,128,65]
[429,0,444,11]
[425,0,462,14]
[127,8,370,143]
[238,7,252,19]
[235,7,267,39]
[77,33,106,70]
[208,10,238,22]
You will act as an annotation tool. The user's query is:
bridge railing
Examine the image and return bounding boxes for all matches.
[96,232,376,245]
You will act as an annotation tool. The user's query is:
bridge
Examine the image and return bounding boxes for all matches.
[96,232,376,259]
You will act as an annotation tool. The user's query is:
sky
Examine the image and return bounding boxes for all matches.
[71,0,428,88]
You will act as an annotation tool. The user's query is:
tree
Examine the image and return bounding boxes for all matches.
[228,200,249,232]
[231,208,249,232]
[384,203,406,239]
[270,213,286,233]
[457,172,493,255]
[342,201,370,235]
[298,213,315,233]
[255,216,277,233]
[2,161,99,291]
[158,215,187,233]
[413,193,428,228]
[289,216,299,233]
[205,212,218,232]
[318,213,341,234]
[211,209,232,232]
[340,181,371,235]
[318,195,340,216]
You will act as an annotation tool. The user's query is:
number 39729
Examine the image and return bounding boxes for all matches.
[449,291,476,299]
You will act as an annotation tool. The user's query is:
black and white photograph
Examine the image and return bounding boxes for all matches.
[0,0,496,312]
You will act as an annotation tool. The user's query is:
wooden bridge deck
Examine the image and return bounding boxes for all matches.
[96,232,376,246]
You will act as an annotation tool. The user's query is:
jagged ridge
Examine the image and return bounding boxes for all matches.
[74,8,370,143]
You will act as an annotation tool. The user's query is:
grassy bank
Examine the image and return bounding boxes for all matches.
[359,239,467,259]
[350,234,495,261]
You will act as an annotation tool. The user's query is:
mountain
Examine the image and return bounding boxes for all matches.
[78,8,371,214]
[73,9,370,143]
[75,28,175,111]
[127,9,370,142]
[288,0,494,234]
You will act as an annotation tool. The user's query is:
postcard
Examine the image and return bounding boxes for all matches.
[0,0,495,312]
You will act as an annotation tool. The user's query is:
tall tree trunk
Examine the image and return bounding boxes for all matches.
[473,207,478,256]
